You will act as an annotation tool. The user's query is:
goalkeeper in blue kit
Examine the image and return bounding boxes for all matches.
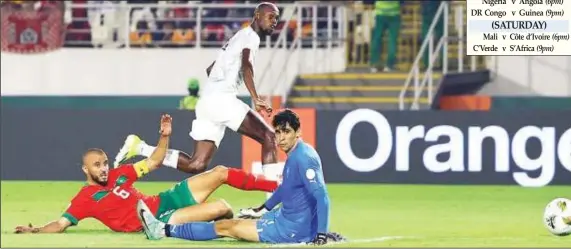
[136,109,345,245]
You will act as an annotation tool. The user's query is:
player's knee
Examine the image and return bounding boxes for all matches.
[219,199,232,211]
[212,165,230,181]
[215,199,234,219]
[175,153,207,174]
[214,219,240,235]
[185,158,208,173]
[212,165,228,174]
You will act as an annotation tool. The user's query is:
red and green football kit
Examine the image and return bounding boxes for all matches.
[62,164,197,232]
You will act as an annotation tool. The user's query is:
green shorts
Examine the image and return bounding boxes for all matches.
[155,180,198,223]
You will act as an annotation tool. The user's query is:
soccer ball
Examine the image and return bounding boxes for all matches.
[543,198,571,236]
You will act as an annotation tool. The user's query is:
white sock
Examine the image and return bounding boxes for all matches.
[138,143,179,169]
[162,149,180,169]
[138,142,155,157]
[262,163,283,199]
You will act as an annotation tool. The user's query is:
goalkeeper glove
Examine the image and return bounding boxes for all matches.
[309,233,328,245]
[238,204,269,219]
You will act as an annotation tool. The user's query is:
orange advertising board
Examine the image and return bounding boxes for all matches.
[439,95,491,111]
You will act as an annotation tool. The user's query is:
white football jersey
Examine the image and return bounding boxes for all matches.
[201,26,261,96]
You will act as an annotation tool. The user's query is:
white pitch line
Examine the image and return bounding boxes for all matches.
[265,236,412,248]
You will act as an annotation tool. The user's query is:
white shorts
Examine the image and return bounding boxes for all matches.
[189,94,251,147]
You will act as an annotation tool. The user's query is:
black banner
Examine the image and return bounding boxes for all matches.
[2,108,570,186]
[0,109,242,181]
[317,109,571,187]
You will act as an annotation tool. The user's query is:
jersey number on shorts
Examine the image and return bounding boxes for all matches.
[112,186,130,199]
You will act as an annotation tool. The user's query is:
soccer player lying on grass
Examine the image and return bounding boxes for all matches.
[14,114,278,234]
[137,110,346,245]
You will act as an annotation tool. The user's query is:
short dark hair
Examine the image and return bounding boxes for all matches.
[255,2,278,13]
[272,109,300,132]
[82,148,105,165]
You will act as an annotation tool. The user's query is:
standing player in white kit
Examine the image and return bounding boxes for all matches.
[115,3,282,180]
[188,2,281,175]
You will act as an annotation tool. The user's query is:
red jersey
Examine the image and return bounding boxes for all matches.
[62,165,161,232]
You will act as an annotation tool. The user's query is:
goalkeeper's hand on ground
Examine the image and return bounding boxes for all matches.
[326,232,347,242]
[309,233,328,245]
[237,205,268,219]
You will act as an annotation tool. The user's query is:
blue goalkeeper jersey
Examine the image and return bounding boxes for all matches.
[263,139,330,237]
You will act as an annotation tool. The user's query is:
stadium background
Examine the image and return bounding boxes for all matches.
[1,0,570,247]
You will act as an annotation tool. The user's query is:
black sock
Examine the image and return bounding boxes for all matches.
[164,224,172,237]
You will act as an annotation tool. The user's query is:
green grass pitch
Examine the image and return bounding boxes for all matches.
[1,181,569,247]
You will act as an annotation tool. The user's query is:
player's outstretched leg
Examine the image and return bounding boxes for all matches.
[175,140,217,174]
[163,165,278,225]
[137,200,260,242]
[238,111,277,165]
[186,165,277,203]
[168,199,234,225]
[114,134,215,174]
[237,110,282,195]
[167,165,278,224]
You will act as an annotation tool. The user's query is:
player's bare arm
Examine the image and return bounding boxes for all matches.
[241,48,271,116]
[240,49,258,99]
[132,114,172,178]
[14,217,71,234]
[206,61,215,76]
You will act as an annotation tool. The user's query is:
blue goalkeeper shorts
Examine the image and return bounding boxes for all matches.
[256,209,314,244]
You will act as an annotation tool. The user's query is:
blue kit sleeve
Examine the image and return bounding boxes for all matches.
[297,156,330,234]
[263,185,283,210]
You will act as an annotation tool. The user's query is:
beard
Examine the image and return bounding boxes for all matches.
[263,28,274,36]
[91,174,108,186]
